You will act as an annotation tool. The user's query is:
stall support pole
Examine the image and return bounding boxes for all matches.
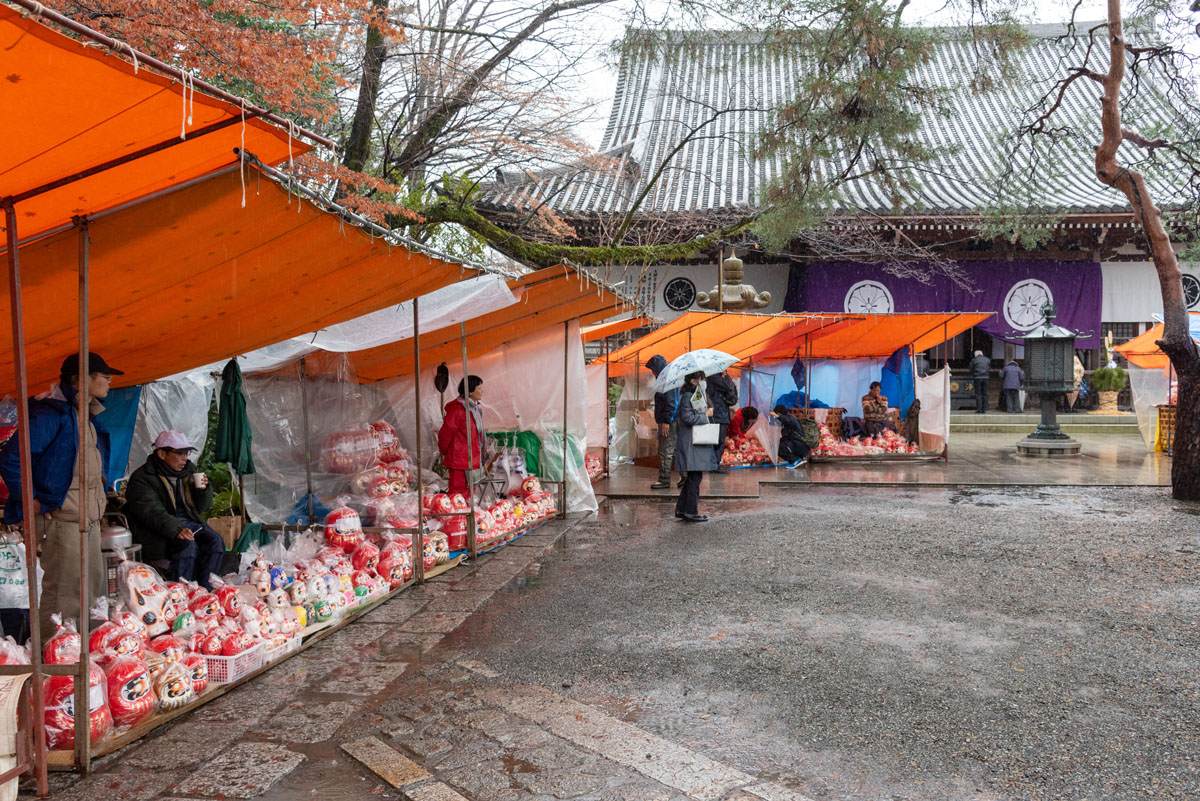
[299,357,314,522]
[413,299,425,584]
[560,322,569,519]
[804,337,811,413]
[73,218,92,773]
[943,321,949,463]
[4,200,49,797]
[603,337,610,478]
[460,323,477,559]
[748,357,753,408]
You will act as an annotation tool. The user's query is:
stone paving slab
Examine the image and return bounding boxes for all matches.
[343,735,432,787]
[176,743,305,799]
[404,781,472,801]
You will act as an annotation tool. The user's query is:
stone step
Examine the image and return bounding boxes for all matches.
[950,413,1136,425]
[950,422,1141,434]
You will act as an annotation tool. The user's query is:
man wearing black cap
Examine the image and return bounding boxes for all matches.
[0,352,121,640]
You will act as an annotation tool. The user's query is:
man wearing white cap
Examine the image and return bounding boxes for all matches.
[124,431,222,588]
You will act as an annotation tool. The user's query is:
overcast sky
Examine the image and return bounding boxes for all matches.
[570,0,1115,147]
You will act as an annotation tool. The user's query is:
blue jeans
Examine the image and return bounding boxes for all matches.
[165,524,225,589]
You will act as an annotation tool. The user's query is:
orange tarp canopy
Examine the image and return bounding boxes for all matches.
[347,266,629,381]
[1113,313,1200,369]
[600,311,993,365]
[0,167,477,393]
[0,4,307,240]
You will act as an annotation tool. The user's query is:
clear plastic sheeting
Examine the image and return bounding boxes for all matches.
[609,370,655,465]
[915,368,950,454]
[586,365,608,449]
[380,321,597,513]
[1128,364,1171,450]
[125,375,215,483]
[748,416,781,463]
[242,357,402,523]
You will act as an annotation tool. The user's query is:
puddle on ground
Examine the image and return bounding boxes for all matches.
[501,753,540,775]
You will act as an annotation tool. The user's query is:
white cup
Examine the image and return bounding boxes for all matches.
[192,473,207,488]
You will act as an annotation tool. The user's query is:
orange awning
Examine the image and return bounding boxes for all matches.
[600,311,994,365]
[0,4,310,240]
[1112,314,1200,369]
[347,266,630,381]
[0,167,478,393]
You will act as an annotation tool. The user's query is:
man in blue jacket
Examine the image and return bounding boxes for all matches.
[646,354,680,490]
[0,352,120,640]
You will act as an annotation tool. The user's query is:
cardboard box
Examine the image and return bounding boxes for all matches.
[207,516,243,551]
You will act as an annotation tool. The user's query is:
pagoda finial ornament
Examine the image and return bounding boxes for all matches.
[696,254,771,310]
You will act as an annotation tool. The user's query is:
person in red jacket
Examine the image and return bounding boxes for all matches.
[726,406,759,441]
[438,375,486,497]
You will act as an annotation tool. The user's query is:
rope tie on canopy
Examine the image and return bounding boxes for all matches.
[19,2,44,19]
[179,71,194,138]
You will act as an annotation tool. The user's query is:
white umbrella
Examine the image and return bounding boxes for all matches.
[652,349,738,392]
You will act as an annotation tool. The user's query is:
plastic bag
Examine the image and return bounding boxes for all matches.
[116,551,170,637]
[43,615,81,665]
[324,497,364,551]
[182,652,208,696]
[105,654,154,728]
[153,659,194,711]
[44,658,111,749]
[0,536,40,609]
[0,636,29,665]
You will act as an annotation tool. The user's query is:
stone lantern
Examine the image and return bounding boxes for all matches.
[1014,303,1088,457]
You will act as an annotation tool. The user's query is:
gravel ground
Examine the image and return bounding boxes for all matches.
[447,487,1200,801]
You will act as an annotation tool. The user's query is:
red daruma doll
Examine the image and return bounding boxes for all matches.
[324,500,364,551]
[44,659,112,749]
[105,654,154,728]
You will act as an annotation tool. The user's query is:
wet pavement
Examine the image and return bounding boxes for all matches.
[25,487,1200,801]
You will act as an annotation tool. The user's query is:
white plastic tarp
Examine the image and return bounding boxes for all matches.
[1128,363,1171,450]
[382,321,597,513]
[125,375,215,483]
[735,358,886,416]
[586,365,608,449]
[915,368,950,454]
[610,370,655,464]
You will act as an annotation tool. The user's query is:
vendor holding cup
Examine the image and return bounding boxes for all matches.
[125,431,223,588]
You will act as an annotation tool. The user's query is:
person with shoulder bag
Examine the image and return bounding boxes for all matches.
[674,372,717,523]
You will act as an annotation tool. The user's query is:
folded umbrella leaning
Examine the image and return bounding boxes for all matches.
[652,349,739,392]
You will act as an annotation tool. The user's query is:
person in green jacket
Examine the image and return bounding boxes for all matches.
[124,431,222,588]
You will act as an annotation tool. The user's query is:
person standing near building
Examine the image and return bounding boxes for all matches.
[675,372,716,522]
[646,355,679,491]
[1000,359,1025,414]
[970,349,991,414]
[0,352,121,640]
[705,371,738,473]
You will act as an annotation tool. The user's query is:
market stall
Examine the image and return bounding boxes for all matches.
[1112,312,1199,452]
[597,311,990,466]
[0,2,511,782]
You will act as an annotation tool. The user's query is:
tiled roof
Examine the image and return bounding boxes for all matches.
[481,24,1184,219]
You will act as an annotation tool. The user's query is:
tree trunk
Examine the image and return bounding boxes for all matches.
[342,0,391,174]
[1096,1,1200,500]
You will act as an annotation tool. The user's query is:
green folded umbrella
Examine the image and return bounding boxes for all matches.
[214,358,256,476]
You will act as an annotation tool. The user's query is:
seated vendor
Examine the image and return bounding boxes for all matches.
[770,405,810,464]
[125,431,223,589]
[861,381,894,436]
[727,406,759,441]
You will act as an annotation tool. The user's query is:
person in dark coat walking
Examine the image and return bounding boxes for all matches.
[675,372,716,522]
[1000,360,1025,413]
[969,350,991,414]
[706,371,738,473]
[646,355,680,491]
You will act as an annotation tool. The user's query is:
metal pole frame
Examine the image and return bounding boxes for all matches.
[4,200,49,796]
[413,299,425,584]
[459,323,478,559]
[602,336,610,479]
[73,218,92,773]
[299,357,314,523]
[560,322,569,519]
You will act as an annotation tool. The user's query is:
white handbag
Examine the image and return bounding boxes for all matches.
[692,423,721,446]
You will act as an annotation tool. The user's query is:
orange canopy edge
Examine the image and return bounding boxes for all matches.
[581,317,648,343]
[0,3,310,240]
[1112,313,1200,369]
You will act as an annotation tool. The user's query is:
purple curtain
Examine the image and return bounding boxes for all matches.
[786,260,1102,348]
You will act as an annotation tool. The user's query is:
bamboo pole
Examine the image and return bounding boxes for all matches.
[299,358,314,522]
[4,200,49,796]
[73,218,91,773]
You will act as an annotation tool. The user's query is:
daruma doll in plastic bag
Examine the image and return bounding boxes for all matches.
[0,636,28,665]
[182,653,208,696]
[154,660,194,711]
[105,654,154,728]
[320,425,379,474]
[119,559,170,636]
[44,659,111,749]
[43,615,81,665]
[90,621,144,661]
[324,501,364,551]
